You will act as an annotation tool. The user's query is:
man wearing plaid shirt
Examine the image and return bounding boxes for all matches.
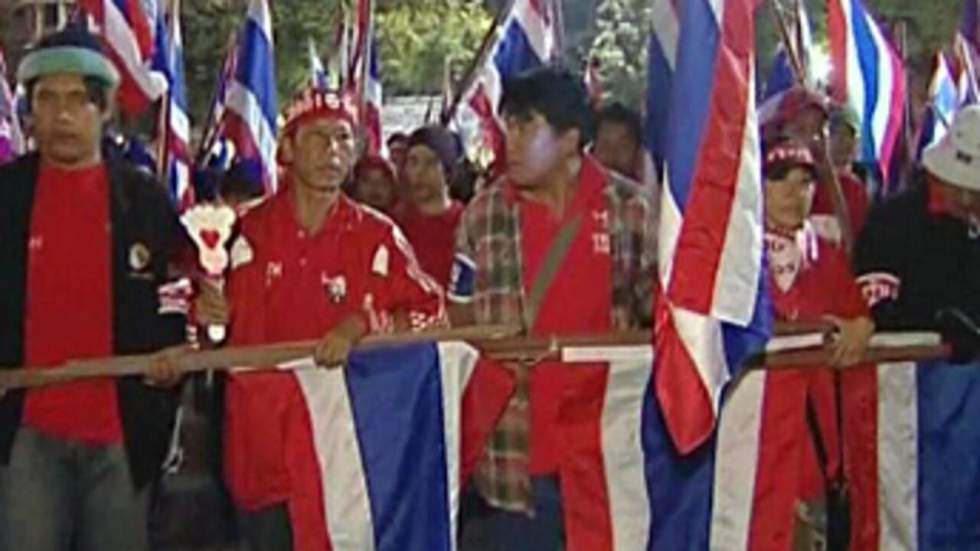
[449,67,657,550]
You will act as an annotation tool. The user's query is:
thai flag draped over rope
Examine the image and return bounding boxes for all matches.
[78,0,167,114]
[451,0,556,158]
[0,47,24,164]
[651,0,771,455]
[248,342,514,551]
[828,0,906,182]
[151,0,193,211]
[221,0,277,194]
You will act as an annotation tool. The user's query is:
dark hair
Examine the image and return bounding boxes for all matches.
[406,125,462,174]
[386,132,409,146]
[596,102,643,146]
[26,76,111,113]
[24,25,113,112]
[499,65,594,148]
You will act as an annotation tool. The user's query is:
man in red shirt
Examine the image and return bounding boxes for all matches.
[0,28,187,551]
[394,125,465,287]
[449,67,657,551]
[196,87,445,551]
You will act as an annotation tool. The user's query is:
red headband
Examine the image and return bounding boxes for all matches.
[765,142,815,170]
[281,87,359,137]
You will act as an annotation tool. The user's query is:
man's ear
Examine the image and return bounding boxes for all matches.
[560,127,582,158]
[277,136,295,166]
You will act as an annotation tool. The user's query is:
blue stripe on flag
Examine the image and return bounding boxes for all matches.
[763,48,795,102]
[664,0,719,211]
[236,19,278,129]
[917,360,980,548]
[849,0,883,164]
[645,378,715,551]
[645,33,674,174]
[493,20,543,85]
[345,343,452,551]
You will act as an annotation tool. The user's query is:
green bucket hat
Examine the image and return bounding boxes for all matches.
[16,26,119,88]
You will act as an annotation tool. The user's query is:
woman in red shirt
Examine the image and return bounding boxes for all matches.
[746,139,874,550]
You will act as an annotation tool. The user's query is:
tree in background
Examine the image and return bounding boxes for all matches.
[587,0,651,109]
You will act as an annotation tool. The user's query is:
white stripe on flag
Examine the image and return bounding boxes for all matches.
[673,307,729,413]
[841,0,867,124]
[512,0,553,62]
[709,370,766,550]
[225,79,278,189]
[293,359,377,551]
[869,23,896,159]
[657,175,683,289]
[562,346,655,551]
[877,362,918,551]
[103,0,167,100]
[710,64,762,326]
[650,0,679,71]
[436,341,481,549]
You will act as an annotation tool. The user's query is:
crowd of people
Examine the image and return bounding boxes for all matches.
[3,24,980,551]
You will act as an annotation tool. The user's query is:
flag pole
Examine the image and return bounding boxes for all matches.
[770,0,805,87]
[196,30,237,162]
[441,0,516,125]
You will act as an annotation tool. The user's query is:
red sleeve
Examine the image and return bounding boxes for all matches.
[366,224,447,332]
[821,242,869,319]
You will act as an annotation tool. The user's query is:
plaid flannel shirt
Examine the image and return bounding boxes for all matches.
[449,156,658,512]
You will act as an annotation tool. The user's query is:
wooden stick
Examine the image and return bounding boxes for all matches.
[0,325,523,390]
[0,327,955,390]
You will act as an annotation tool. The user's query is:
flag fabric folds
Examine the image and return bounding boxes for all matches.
[828,0,906,182]
[151,0,193,210]
[0,47,24,164]
[652,0,772,455]
[451,0,557,158]
[220,0,277,194]
[249,341,513,551]
[78,0,168,114]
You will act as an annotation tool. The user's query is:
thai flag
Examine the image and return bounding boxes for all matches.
[848,355,980,549]
[645,0,678,178]
[452,0,556,157]
[198,33,238,163]
[249,342,514,550]
[828,0,906,182]
[956,1,980,106]
[0,47,24,164]
[152,0,193,211]
[914,54,959,162]
[362,37,383,155]
[307,37,330,90]
[78,0,167,114]
[651,0,772,454]
[221,0,277,194]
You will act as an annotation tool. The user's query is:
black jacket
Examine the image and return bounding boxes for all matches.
[854,173,980,332]
[0,153,187,489]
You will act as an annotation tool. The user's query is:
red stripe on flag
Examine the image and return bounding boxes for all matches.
[560,365,614,551]
[827,0,849,104]
[654,301,715,453]
[468,86,505,160]
[842,366,881,550]
[879,52,906,183]
[664,0,755,315]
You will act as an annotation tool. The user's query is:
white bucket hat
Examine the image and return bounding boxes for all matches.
[923,105,980,192]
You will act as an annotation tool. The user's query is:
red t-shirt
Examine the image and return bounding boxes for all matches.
[23,163,121,445]
[394,201,464,288]
[514,158,613,474]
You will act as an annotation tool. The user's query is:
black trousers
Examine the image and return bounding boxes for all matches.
[238,504,293,551]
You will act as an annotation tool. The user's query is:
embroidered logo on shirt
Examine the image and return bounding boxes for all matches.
[129,243,151,271]
[266,262,283,285]
[592,232,611,255]
[856,272,901,308]
[28,236,43,251]
[322,274,347,303]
